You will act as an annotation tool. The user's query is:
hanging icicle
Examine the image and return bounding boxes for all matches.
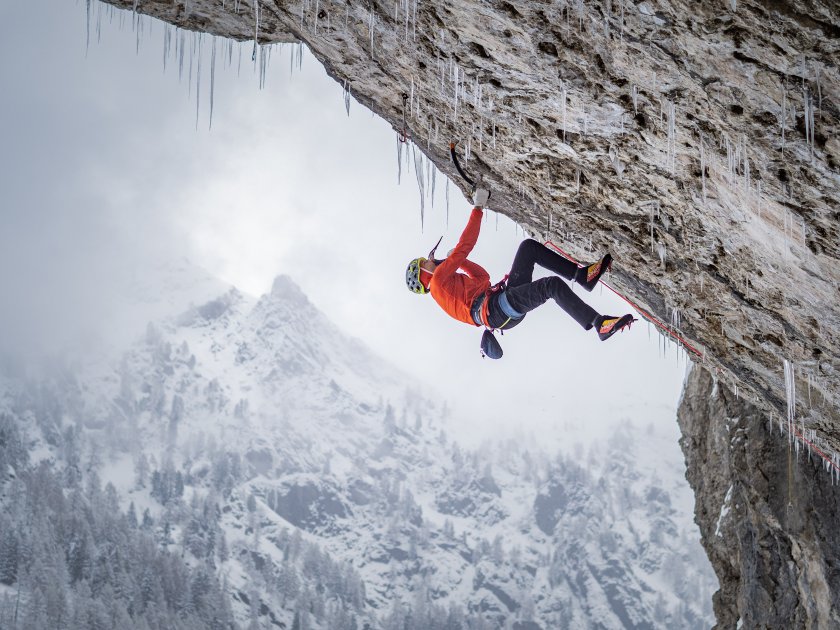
[209,37,216,129]
[413,144,426,230]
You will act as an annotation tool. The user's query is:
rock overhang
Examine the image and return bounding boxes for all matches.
[99,0,840,458]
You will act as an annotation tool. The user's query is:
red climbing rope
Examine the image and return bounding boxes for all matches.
[546,240,840,475]
[790,425,840,474]
[545,241,704,358]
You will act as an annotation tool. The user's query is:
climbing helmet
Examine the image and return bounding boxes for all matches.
[406,257,429,294]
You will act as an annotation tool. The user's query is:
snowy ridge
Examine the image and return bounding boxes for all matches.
[0,273,715,628]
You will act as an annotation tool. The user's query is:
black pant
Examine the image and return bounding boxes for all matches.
[487,239,598,330]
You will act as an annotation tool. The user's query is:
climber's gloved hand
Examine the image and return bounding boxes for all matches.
[473,187,491,208]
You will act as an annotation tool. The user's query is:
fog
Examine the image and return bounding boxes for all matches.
[0,0,688,445]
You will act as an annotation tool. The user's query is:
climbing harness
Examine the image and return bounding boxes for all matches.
[475,275,526,360]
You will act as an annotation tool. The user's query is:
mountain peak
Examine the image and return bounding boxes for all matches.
[270,275,307,303]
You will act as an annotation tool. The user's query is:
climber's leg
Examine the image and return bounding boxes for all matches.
[507,239,577,288]
[505,276,598,330]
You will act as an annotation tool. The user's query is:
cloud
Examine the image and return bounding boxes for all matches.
[0,1,190,354]
[0,0,688,446]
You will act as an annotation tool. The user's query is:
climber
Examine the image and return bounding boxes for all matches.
[405,185,635,358]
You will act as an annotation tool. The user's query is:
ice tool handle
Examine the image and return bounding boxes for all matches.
[449,141,476,192]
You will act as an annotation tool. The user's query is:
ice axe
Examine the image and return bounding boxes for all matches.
[449,141,491,204]
[449,141,476,190]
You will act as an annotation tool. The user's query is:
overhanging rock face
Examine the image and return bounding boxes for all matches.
[98,0,838,619]
[105,0,839,439]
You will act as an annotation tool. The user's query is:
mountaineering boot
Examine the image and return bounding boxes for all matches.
[575,253,612,292]
[593,314,636,341]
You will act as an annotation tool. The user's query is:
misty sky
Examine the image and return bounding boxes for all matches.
[0,0,689,446]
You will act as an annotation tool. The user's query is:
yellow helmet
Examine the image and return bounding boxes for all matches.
[406,257,429,294]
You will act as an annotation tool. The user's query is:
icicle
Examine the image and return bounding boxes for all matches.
[666,100,676,174]
[85,0,91,54]
[657,241,667,267]
[609,145,624,176]
[397,136,404,184]
[453,65,459,120]
[725,136,734,183]
[413,145,426,229]
[179,30,185,81]
[96,2,102,45]
[209,37,216,130]
[426,153,432,192]
[619,0,624,40]
[445,178,450,227]
[195,33,202,131]
[784,359,796,445]
[604,0,611,38]
[343,80,351,116]
[742,135,750,200]
[188,32,194,96]
[252,0,260,63]
[369,6,375,56]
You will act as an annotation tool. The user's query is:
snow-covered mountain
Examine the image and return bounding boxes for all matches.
[0,270,715,629]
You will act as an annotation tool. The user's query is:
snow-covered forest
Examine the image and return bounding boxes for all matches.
[0,272,715,629]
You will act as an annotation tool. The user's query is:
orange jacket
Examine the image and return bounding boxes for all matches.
[429,208,490,325]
